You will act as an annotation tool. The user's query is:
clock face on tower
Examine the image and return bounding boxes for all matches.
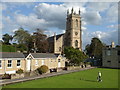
[75,32,78,35]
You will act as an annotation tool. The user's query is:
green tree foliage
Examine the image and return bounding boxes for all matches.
[64,47,88,65]
[33,29,48,53]
[13,27,31,44]
[1,27,49,53]
[85,37,105,59]
[13,27,33,52]
[16,44,27,52]
[2,33,13,45]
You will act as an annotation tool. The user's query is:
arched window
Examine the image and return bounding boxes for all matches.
[59,47,62,52]
[76,19,78,27]
[75,40,78,48]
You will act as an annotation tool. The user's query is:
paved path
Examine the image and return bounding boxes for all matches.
[0,67,96,86]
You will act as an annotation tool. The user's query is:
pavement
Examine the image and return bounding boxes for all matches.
[0,67,96,86]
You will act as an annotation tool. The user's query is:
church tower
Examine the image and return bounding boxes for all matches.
[65,8,82,50]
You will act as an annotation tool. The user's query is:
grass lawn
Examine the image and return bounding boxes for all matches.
[3,68,119,88]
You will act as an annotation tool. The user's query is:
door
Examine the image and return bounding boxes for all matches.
[58,59,61,67]
[27,59,31,71]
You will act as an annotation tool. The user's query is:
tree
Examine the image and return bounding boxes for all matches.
[85,37,105,59]
[13,27,31,44]
[64,47,88,66]
[33,29,48,53]
[13,27,32,52]
[2,33,13,45]
[86,37,105,66]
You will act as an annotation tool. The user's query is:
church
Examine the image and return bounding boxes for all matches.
[48,8,82,54]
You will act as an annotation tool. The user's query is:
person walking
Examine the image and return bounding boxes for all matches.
[97,71,102,82]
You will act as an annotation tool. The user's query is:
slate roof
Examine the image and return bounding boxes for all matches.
[0,52,25,58]
[0,52,59,59]
[30,53,58,58]
[47,34,64,42]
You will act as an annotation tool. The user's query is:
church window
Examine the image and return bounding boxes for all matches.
[75,40,78,48]
[59,47,62,52]
[76,19,78,27]
[75,32,78,35]
[68,32,70,36]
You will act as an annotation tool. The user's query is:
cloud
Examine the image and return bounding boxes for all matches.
[82,11,102,25]
[86,2,111,12]
[2,16,19,34]
[14,13,48,30]
[0,3,7,11]
[106,3,118,23]
[82,30,118,49]
[107,24,118,29]
[34,3,66,30]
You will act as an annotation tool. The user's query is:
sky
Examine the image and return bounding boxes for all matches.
[0,1,119,49]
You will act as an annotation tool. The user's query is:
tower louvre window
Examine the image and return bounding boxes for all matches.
[76,19,78,27]
[75,40,78,48]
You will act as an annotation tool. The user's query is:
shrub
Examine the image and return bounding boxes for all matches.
[37,65,49,74]
[2,73,11,79]
[16,69,24,75]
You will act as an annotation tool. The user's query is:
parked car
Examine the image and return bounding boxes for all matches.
[50,68,57,73]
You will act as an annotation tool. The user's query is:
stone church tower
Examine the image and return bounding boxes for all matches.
[48,8,82,54]
[64,8,82,50]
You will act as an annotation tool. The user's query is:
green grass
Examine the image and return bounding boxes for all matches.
[3,68,119,88]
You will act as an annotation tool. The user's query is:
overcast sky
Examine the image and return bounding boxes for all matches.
[0,1,119,49]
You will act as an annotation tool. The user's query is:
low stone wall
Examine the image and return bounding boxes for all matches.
[67,65,91,70]
[11,74,24,79]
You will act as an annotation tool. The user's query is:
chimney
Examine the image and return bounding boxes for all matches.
[54,32,56,53]
[111,41,115,48]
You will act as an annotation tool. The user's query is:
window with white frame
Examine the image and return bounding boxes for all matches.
[17,60,21,67]
[35,60,38,66]
[8,60,12,67]
[0,60,1,68]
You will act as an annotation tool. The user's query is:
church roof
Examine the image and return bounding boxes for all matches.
[47,33,64,42]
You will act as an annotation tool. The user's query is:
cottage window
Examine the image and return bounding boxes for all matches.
[17,60,21,66]
[107,61,111,63]
[8,60,12,67]
[0,60,1,68]
[107,50,111,56]
[118,61,120,63]
[118,50,120,55]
